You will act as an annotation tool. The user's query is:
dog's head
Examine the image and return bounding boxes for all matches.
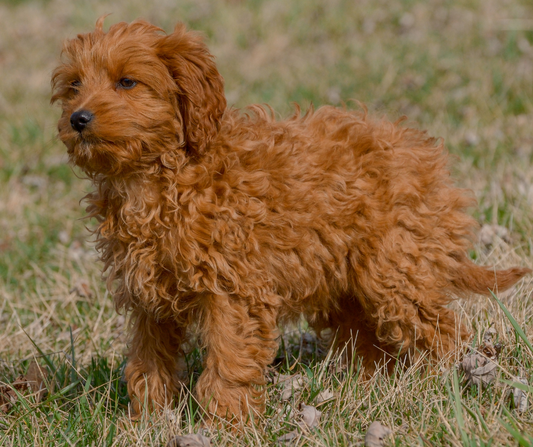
[51,18,226,176]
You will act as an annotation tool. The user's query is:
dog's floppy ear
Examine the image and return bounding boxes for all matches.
[157,24,226,156]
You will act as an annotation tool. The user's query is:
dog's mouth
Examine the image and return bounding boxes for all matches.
[60,127,147,177]
[73,137,98,160]
[61,128,97,157]
[59,124,108,169]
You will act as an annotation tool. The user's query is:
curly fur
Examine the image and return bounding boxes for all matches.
[51,18,530,420]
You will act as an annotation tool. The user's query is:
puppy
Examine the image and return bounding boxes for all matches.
[51,18,530,420]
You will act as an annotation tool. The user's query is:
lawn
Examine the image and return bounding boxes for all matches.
[0,0,532,445]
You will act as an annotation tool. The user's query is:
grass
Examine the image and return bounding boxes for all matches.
[1,0,532,445]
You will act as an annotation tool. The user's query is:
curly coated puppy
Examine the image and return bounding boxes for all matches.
[51,18,530,420]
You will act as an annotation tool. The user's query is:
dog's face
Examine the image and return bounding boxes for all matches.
[51,18,226,176]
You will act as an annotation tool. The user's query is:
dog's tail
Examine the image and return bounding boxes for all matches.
[453,261,531,295]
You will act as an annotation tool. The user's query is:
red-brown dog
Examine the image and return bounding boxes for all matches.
[52,18,530,420]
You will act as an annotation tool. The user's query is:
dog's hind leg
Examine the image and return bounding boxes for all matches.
[347,236,471,367]
[312,299,398,376]
[349,230,530,366]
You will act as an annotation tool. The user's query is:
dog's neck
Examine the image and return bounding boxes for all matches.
[84,149,213,230]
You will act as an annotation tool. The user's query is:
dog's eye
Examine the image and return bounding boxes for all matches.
[118,78,137,90]
[70,80,81,89]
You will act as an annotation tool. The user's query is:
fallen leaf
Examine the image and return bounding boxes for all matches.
[277,430,299,444]
[460,326,503,389]
[166,433,210,447]
[299,404,321,429]
[70,280,93,298]
[464,130,479,147]
[68,241,86,261]
[480,325,502,359]
[511,377,528,413]
[479,342,501,359]
[0,376,27,413]
[364,421,392,447]
[25,360,47,403]
[271,373,306,401]
[0,360,48,413]
[58,230,70,245]
[482,325,497,344]
[0,385,16,413]
[163,408,177,424]
[275,404,321,443]
[316,389,335,404]
[460,352,498,388]
[479,224,511,247]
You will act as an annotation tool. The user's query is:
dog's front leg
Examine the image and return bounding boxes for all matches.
[125,308,185,417]
[196,293,279,422]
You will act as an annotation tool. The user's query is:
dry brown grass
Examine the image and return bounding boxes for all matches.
[0,0,532,445]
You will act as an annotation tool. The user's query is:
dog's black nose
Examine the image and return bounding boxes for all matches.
[70,110,94,132]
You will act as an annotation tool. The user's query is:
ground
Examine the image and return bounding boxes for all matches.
[0,0,532,445]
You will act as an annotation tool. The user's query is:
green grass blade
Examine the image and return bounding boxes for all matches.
[501,379,533,393]
[452,370,470,446]
[489,290,533,354]
[22,329,57,373]
[498,412,533,447]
